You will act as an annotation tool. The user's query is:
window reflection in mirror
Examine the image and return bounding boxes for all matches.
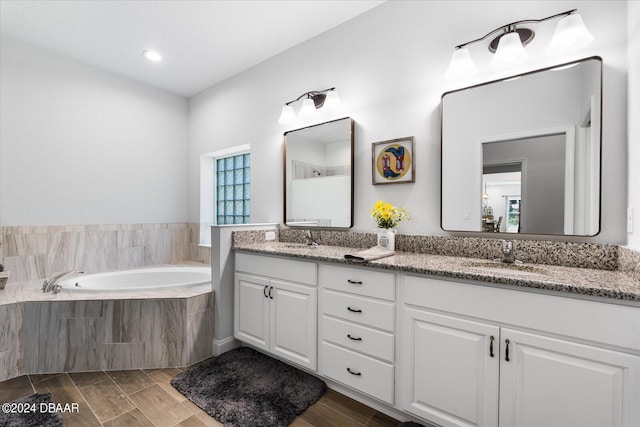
[441,57,601,236]
[284,117,354,228]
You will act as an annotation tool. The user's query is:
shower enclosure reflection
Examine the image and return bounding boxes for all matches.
[284,117,354,228]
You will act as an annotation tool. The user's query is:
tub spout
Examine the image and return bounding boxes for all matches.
[42,270,84,293]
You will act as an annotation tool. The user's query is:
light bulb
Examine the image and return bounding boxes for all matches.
[491,32,527,68]
[278,105,296,124]
[445,47,477,79]
[546,13,594,55]
[323,91,342,111]
[299,98,316,118]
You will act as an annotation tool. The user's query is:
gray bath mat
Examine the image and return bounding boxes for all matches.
[170,347,326,427]
[0,393,64,427]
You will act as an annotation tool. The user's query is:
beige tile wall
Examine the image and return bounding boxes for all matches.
[0,223,210,283]
[1,292,214,381]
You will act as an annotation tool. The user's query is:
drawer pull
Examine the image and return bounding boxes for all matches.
[347,306,362,313]
[505,339,510,362]
[347,334,362,341]
[263,285,269,298]
[269,286,274,300]
[347,279,363,285]
[489,335,494,358]
[346,367,362,376]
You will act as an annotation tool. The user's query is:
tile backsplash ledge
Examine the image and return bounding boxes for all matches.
[0,223,211,283]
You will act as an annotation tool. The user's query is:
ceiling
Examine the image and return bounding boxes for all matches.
[0,0,385,97]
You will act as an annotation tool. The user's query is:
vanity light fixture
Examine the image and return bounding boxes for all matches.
[278,87,341,124]
[445,9,593,79]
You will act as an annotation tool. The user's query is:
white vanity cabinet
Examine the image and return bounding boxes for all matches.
[403,307,500,426]
[498,328,640,427]
[402,275,640,427]
[318,264,396,404]
[234,253,318,370]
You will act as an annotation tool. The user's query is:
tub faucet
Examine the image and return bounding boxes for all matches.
[42,270,83,293]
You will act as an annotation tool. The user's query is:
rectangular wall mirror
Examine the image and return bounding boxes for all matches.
[284,117,354,228]
[441,57,602,236]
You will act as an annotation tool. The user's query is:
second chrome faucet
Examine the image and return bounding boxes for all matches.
[494,240,522,264]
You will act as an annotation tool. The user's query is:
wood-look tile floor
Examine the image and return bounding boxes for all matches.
[0,363,402,427]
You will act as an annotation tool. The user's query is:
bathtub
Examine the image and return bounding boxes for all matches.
[57,266,211,292]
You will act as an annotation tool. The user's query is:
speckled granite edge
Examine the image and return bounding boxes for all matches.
[619,247,640,280]
[240,230,620,270]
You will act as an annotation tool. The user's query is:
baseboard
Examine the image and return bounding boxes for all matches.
[212,337,241,356]
[323,378,427,425]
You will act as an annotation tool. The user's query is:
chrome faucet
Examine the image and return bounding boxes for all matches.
[303,230,319,246]
[42,270,83,293]
[494,240,519,264]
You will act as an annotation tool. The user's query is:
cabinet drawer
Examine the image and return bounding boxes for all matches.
[319,264,395,301]
[236,252,317,285]
[321,315,394,362]
[321,341,394,404]
[322,290,394,332]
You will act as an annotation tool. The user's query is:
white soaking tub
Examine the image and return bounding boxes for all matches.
[57,266,211,292]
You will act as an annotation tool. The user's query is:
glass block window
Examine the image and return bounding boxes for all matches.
[216,153,250,224]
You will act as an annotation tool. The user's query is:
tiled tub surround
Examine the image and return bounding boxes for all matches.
[0,223,211,284]
[233,231,640,302]
[0,280,214,382]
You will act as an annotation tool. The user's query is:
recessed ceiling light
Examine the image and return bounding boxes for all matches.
[142,50,162,62]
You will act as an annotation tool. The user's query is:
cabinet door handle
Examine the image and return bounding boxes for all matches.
[346,367,361,376]
[347,306,362,313]
[269,286,274,299]
[347,334,362,341]
[489,335,495,358]
[505,339,510,362]
[263,285,269,298]
[347,280,363,285]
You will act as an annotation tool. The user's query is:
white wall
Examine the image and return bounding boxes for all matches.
[188,0,629,244]
[628,0,640,250]
[0,37,189,226]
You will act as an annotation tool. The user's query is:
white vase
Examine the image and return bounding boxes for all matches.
[376,228,397,251]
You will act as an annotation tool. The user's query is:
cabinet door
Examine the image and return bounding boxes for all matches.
[499,328,640,427]
[270,280,317,371]
[402,307,500,427]
[234,273,270,351]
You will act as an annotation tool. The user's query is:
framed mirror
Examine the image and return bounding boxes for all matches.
[284,117,354,228]
[441,57,602,236]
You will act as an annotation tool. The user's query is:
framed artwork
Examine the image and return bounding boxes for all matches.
[371,136,415,185]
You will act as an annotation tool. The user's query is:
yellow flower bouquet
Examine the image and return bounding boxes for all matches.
[369,200,411,229]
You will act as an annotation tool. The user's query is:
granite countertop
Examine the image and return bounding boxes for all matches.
[233,242,640,304]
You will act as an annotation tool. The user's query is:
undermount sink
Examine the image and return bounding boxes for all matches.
[461,260,549,276]
[280,243,317,249]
